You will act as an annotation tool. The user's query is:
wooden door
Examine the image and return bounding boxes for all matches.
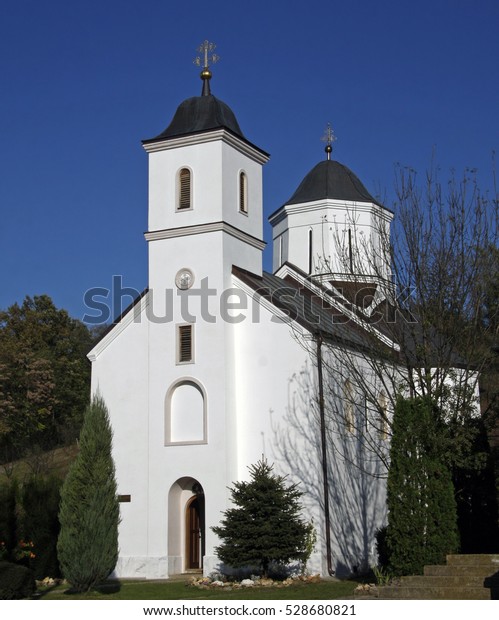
[186,496,204,569]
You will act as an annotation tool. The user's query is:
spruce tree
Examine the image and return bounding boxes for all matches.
[386,397,459,575]
[57,396,119,592]
[212,459,314,577]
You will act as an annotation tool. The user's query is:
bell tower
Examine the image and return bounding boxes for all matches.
[142,44,269,306]
[140,43,269,575]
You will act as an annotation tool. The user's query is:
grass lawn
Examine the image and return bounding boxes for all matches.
[37,578,358,600]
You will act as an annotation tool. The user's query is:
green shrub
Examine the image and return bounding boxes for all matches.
[18,475,62,579]
[0,480,17,561]
[0,561,35,599]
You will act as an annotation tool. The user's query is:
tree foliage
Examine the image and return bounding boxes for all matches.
[386,397,459,575]
[0,479,17,560]
[0,295,93,462]
[57,396,119,592]
[18,475,62,579]
[306,164,498,471]
[296,164,499,549]
[212,459,314,577]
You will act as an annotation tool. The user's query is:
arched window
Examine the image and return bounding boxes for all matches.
[177,168,192,211]
[377,391,389,439]
[308,228,313,274]
[165,379,207,445]
[344,379,355,433]
[239,171,248,214]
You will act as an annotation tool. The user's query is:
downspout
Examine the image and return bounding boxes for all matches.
[316,332,335,576]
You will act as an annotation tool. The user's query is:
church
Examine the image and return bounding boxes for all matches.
[87,45,396,579]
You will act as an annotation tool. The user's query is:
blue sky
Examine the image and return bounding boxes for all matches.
[1,0,498,323]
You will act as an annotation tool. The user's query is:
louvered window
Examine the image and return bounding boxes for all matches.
[177,168,191,210]
[177,324,193,363]
[239,171,248,214]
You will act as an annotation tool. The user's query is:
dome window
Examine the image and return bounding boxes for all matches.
[177,168,192,211]
[239,171,248,214]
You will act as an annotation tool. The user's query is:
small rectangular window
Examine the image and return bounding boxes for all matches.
[177,324,193,363]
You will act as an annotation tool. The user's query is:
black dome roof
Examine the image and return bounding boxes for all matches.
[286,160,381,206]
[144,94,244,143]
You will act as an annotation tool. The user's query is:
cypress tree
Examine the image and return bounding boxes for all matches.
[57,396,119,592]
[212,459,314,577]
[386,396,459,575]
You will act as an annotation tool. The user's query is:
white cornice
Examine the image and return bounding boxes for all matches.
[142,129,270,165]
[145,221,266,251]
[269,198,391,227]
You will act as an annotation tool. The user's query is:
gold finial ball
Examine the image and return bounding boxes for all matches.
[325,144,332,154]
[200,68,212,80]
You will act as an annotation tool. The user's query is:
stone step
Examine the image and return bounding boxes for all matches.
[368,555,499,600]
[402,574,496,588]
[446,554,499,566]
[380,585,491,600]
[424,564,499,577]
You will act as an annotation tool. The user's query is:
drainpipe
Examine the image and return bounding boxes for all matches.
[316,332,335,576]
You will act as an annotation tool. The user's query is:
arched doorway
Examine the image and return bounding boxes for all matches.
[185,493,205,569]
[167,477,205,574]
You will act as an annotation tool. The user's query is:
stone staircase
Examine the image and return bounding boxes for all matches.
[379,554,499,599]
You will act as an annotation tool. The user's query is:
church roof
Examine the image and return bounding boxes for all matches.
[232,265,373,351]
[284,159,383,207]
[143,94,245,143]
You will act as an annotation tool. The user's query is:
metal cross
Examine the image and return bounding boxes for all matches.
[321,123,337,148]
[321,123,337,160]
[193,40,220,69]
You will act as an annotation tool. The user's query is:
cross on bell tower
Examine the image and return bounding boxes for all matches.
[193,40,220,96]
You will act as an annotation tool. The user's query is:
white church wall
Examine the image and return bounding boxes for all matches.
[147,140,223,232]
[271,199,393,281]
[319,345,389,575]
[147,137,264,249]
[220,141,264,242]
[231,281,388,576]
[231,302,323,575]
[88,300,151,563]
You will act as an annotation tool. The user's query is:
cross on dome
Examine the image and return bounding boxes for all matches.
[321,123,337,160]
[193,40,220,96]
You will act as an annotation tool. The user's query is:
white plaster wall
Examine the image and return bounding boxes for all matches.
[271,200,393,280]
[147,137,264,256]
[89,301,150,561]
[231,279,388,576]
